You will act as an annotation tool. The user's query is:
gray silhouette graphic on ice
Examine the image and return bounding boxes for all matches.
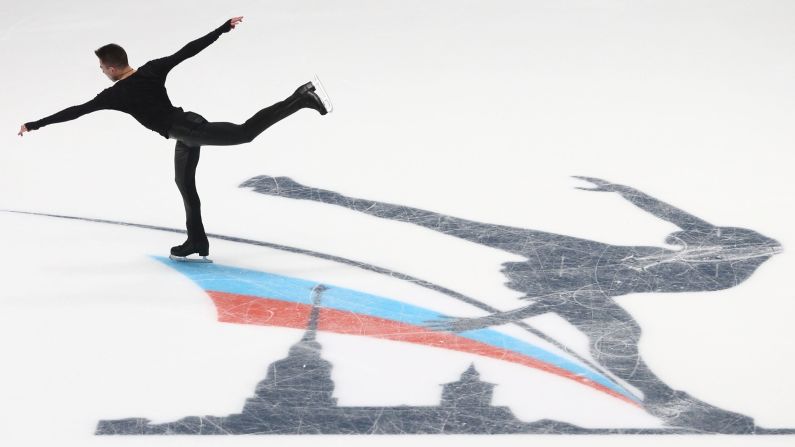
[239,175,782,433]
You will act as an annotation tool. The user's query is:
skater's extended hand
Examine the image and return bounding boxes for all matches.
[17,124,28,137]
[229,16,244,29]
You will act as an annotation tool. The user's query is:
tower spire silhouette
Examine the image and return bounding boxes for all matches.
[302,284,327,342]
[240,283,338,411]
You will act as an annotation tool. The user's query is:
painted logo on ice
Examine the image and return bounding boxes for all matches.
[93,176,785,435]
[3,173,784,435]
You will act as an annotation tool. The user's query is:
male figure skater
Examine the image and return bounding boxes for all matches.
[18,16,332,261]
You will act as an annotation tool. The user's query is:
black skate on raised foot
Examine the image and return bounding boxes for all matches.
[169,239,212,263]
[295,75,334,115]
[646,390,757,434]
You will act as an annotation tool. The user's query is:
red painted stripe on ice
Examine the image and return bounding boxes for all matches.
[207,290,639,406]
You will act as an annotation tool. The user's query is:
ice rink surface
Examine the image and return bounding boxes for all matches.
[2,1,794,446]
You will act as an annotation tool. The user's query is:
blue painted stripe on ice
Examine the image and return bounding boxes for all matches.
[155,256,639,402]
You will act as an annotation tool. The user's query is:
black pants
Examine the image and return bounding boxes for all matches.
[169,92,308,244]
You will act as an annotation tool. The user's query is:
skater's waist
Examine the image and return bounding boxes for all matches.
[166,109,209,141]
[168,109,207,128]
[136,107,187,139]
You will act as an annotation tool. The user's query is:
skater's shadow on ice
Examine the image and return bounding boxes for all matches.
[239,174,782,433]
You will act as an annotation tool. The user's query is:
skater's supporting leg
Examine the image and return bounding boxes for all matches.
[174,140,208,251]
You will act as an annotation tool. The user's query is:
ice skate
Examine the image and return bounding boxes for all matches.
[169,240,212,263]
[312,74,334,114]
[169,254,213,263]
[295,76,333,115]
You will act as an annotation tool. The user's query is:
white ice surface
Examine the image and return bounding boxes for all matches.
[2,1,795,446]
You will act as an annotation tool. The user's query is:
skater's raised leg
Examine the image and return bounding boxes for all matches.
[167,82,330,148]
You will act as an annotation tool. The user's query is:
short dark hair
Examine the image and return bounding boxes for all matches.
[94,43,128,68]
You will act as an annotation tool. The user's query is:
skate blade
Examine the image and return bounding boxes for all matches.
[312,74,334,114]
[169,254,213,263]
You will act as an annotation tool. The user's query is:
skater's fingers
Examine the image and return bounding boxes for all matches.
[227,17,243,29]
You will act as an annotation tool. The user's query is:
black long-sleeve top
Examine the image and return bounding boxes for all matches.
[25,20,232,138]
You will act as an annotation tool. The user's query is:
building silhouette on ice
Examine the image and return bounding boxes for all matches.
[95,285,593,434]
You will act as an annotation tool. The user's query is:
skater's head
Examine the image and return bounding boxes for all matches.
[95,44,131,81]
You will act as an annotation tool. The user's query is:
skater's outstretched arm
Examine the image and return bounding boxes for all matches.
[147,16,243,77]
[21,90,113,134]
[574,176,714,231]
